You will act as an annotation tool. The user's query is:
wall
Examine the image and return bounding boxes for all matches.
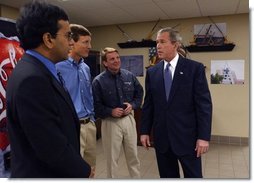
[88,14,249,138]
[0,4,249,138]
[0,5,19,20]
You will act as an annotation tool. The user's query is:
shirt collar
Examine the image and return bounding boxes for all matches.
[68,56,84,66]
[164,53,179,70]
[26,50,58,79]
[105,69,121,77]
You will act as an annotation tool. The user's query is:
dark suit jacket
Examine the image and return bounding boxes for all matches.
[6,54,91,178]
[141,56,212,156]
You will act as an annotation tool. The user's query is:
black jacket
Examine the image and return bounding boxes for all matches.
[141,57,212,156]
[6,54,91,178]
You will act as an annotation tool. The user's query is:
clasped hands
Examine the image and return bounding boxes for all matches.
[112,102,132,118]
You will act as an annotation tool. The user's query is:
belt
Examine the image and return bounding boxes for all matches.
[79,118,91,124]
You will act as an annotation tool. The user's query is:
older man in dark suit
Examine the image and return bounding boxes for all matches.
[140,27,212,178]
[6,1,92,178]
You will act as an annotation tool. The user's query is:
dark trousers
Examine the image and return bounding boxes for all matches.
[155,147,202,178]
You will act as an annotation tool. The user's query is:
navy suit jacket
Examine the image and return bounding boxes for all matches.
[6,54,91,177]
[141,56,212,156]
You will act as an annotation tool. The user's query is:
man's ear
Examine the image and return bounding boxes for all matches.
[174,42,179,48]
[43,32,54,49]
[102,60,107,68]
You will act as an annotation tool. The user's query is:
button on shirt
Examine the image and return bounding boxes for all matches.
[56,58,95,121]
[92,69,144,119]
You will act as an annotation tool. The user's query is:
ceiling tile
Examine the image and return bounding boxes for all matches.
[0,0,249,27]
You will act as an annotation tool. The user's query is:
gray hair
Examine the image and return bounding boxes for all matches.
[157,27,182,43]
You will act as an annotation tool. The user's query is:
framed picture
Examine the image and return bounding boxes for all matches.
[120,55,143,76]
[211,60,244,84]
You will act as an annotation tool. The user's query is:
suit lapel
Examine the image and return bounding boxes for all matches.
[51,75,82,137]
[154,61,168,103]
[167,57,185,104]
[25,54,79,125]
[52,78,77,115]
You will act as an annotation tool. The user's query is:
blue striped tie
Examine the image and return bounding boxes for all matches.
[164,63,172,100]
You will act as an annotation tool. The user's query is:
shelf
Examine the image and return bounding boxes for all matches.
[117,40,156,48]
[186,43,235,52]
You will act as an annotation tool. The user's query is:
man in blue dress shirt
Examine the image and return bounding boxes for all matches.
[56,24,96,175]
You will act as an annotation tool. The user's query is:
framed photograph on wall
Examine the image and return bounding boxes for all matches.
[120,55,143,77]
[210,60,244,84]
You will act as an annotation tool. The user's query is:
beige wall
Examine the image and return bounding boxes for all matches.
[0,5,19,20]
[0,4,249,138]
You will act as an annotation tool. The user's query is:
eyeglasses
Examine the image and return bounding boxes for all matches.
[54,32,73,41]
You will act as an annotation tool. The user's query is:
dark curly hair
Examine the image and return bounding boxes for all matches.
[16,0,69,50]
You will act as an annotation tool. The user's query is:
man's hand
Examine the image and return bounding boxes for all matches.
[123,102,132,115]
[89,166,95,178]
[140,135,151,150]
[112,108,124,117]
[195,139,209,157]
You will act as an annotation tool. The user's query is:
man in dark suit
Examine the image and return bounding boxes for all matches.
[6,1,92,178]
[140,27,212,178]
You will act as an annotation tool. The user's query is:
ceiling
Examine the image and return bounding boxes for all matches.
[0,0,249,27]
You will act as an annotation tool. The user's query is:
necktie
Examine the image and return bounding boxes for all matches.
[57,72,67,91]
[164,63,172,100]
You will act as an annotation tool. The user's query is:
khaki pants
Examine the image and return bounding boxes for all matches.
[101,114,140,178]
[80,121,97,167]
